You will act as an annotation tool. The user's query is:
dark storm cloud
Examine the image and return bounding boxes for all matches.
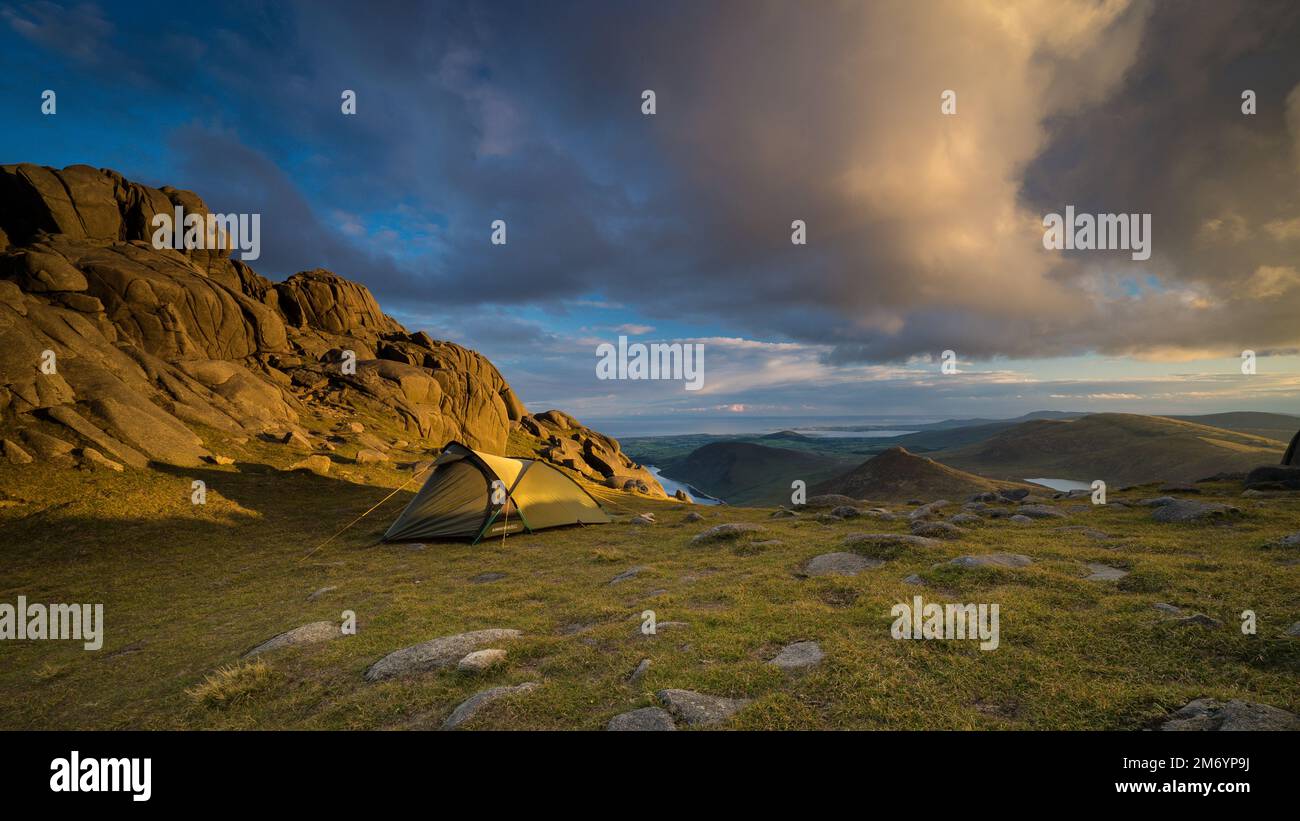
[10,0,1298,366]
[1021,0,1300,358]
[162,126,414,291]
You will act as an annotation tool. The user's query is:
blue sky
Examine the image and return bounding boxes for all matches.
[3,1,1299,425]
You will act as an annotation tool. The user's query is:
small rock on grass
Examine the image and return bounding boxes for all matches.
[657,689,750,726]
[1151,500,1241,523]
[1285,622,1300,637]
[683,512,704,522]
[80,447,123,472]
[630,512,656,525]
[1,438,33,465]
[1083,563,1129,581]
[365,629,522,681]
[610,566,646,584]
[288,454,331,475]
[628,658,651,685]
[1153,602,1183,615]
[306,586,337,601]
[801,552,883,577]
[607,707,676,731]
[457,648,506,673]
[1137,496,1178,507]
[243,621,340,658]
[842,533,940,552]
[1160,698,1300,731]
[638,620,689,636]
[440,682,539,730]
[691,523,765,544]
[1015,504,1066,519]
[911,521,964,539]
[908,500,950,520]
[281,430,312,449]
[767,641,824,670]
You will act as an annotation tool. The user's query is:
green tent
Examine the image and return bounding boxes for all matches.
[382,442,611,543]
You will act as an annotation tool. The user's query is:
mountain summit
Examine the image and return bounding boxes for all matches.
[812,446,1034,502]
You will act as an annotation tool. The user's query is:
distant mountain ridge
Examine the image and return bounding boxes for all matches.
[760,429,818,442]
[934,413,1286,485]
[1166,411,1299,443]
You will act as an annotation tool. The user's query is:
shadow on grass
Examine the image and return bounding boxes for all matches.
[150,461,420,547]
[0,461,415,561]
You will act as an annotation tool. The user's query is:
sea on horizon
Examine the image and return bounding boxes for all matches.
[586,414,932,439]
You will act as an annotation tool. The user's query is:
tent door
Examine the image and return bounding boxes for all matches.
[471,461,537,545]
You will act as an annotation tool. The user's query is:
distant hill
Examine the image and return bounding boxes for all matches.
[891,420,1025,452]
[760,430,818,442]
[935,413,1285,485]
[659,441,854,505]
[913,410,1087,431]
[877,410,1297,458]
[1168,412,1298,443]
[812,446,1035,502]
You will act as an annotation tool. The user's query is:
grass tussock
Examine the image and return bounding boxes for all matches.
[186,660,275,710]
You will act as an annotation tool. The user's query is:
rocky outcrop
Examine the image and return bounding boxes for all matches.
[512,408,665,497]
[0,164,631,473]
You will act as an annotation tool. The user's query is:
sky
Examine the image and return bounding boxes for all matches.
[2,0,1299,428]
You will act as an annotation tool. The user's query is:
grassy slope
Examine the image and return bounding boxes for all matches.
[1170,412,1299,443]
[659,441,857,505]
[936,413,1286,485]
[1,427,1297,730]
